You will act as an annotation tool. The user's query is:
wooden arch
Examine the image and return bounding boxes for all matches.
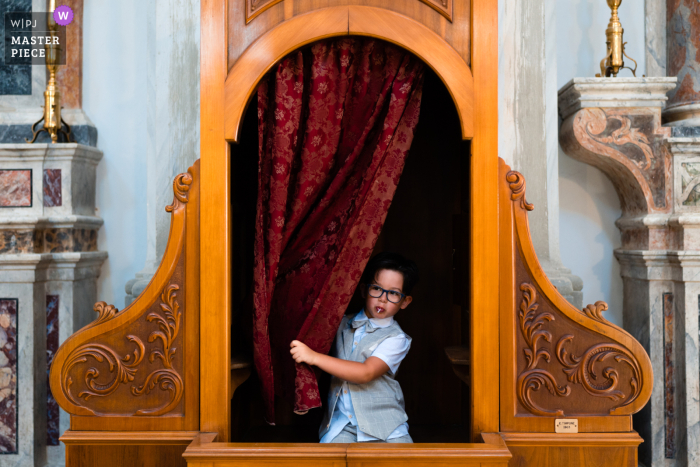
[223,6,475,142]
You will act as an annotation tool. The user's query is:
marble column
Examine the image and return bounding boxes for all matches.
[645,0,667,78]
[124,0,200,305]
[499,0,582,307]
[558,77,700,467]
[664,0,700,126]
[0,144,107,467]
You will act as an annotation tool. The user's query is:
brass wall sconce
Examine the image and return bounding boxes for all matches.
[27,0,73,143]
[596,0,639,78]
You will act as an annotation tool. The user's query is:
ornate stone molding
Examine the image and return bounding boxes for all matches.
[561,107,672,215]
[559,78,678,122]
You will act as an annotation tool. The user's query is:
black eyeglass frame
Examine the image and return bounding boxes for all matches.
[365,283,407,304]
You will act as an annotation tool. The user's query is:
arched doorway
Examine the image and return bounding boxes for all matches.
[227,39,470,442]
[200,4,500,442]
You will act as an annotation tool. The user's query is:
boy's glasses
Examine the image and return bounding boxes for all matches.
[366,284,406,303]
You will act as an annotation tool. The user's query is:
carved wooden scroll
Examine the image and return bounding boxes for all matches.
[49,162,200,431]
[245,0,282,24]
[499,159,653,433]
[245,0,454,24]
[419,0,453,21]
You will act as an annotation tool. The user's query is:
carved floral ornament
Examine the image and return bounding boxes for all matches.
[60,285,184,416]
[516,283,642,416]
[245,0,453,23]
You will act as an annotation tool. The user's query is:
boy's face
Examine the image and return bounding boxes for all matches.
[362,268,412,320]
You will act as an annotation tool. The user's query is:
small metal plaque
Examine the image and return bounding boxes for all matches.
[555,419,578,433]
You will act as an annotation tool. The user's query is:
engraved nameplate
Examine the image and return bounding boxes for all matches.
[555,419,578,433]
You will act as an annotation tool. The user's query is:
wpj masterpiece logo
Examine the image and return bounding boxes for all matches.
[3,12,67,65]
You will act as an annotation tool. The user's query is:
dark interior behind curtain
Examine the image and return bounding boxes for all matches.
[253,38,425,423]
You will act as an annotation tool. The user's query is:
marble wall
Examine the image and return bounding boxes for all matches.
[556,0,646,326]
[0,299,17,454]
[0,0,32,96]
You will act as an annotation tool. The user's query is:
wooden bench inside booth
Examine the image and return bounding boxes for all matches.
[48,1,654,466]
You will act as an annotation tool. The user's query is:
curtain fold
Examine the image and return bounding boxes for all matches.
[253,38,425,422]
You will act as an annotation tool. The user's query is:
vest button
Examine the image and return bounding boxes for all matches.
[349,415,352,418]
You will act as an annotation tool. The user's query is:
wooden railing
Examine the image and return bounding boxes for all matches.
[183,433,511,467]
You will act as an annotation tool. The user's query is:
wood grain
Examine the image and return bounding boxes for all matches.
[201,0,232,441]
[348,6,474,138]
[63,430,199,467]
[224,6,474,142]
[50,163,200,432]
[469,0,500,441]
[498,159,652,433]
[502,431,642,467]
[224,7,348,142]
[229,0,471,71]
[183,435,511,466]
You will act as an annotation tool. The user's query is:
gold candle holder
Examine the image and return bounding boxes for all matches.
[26,0,73,143]
[596,0,639,78]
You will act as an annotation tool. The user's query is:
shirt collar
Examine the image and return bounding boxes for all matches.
[353,309,394,328]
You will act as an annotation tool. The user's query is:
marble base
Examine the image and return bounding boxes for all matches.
[0,142,105,466]
[0,109,97,147]
[0,125,96,147]
[0,252,106,467]
[616,250,700,467]
[542,262,583,309]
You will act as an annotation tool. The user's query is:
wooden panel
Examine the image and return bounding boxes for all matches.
[201,0,231,442]
[63,431,199,467]
[224,6,474,142]
[230,0,471,70]
[67,444,189,467]
[183,434,511,466]
[469,0,499,441]
[498,160,653,433]
[184,442,348,466]
[50,163,200,432]
[502,432,641,467]
[223,8,348,142]
[348,6,474,138]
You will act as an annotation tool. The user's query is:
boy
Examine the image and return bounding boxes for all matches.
[290,252,418,443]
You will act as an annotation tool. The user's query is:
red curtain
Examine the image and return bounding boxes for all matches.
[253,38,425,422]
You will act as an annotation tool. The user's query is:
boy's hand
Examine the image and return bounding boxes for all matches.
[290,340,317,366]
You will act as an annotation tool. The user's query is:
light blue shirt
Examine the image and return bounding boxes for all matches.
[320,310,411,443]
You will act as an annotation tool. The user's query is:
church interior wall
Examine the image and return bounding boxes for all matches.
[82,0,148,308]
[556,0,646,326]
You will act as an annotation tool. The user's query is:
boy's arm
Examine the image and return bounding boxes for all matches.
[290,340,389,384]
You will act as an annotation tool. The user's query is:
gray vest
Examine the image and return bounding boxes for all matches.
[319,315,411,441]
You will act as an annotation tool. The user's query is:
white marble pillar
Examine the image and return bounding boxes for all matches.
[0,143,107,466]
[499,0,582,307]
[645,0,667,78]
[124,0,200,305]
[557,78,700,467]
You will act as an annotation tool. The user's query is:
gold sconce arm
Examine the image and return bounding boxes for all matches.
[26,0,73,144]
[595,0,640,78]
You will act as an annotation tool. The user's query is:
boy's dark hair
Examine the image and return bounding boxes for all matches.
[361,252,419,295]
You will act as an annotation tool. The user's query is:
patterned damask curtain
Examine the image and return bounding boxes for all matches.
[253,38,425,423]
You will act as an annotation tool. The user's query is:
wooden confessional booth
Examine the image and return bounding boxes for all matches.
[48,1,653,466]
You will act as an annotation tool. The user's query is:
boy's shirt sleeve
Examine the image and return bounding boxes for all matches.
[369,334,410,375]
